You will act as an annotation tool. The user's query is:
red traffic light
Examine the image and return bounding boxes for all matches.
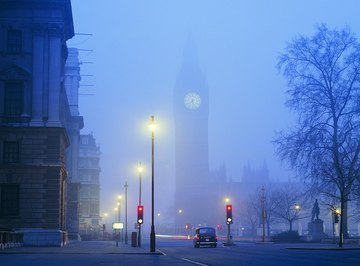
[226,204,233,224]
[137,205,144,224]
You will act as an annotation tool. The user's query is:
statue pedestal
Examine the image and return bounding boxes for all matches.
[308,219,327,241]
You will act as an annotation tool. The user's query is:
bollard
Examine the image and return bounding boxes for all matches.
[131,232,137,247]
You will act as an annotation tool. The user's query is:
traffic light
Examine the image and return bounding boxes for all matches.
[137,205,144,224]
[226,204,233,224]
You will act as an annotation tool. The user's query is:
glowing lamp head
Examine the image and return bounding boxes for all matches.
[149,116,156,132]
[138,163,143,173]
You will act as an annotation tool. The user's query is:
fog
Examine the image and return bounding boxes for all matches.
[68,0,360,226]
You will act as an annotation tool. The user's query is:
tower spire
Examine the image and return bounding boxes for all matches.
[181,30,200,72]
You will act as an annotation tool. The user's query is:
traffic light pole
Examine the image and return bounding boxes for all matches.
[225,204,234,246]
[227,223,231,243]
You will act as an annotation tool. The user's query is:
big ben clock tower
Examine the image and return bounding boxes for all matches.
[173,38,211,226]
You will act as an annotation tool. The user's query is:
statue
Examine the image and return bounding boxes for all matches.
[308,199,327,240]
[311,199,320,221]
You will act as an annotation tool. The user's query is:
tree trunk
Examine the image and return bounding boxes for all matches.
[289,220,293,232]
[266,221,271,237]
[343,200,349,239]
[339,195,345,247]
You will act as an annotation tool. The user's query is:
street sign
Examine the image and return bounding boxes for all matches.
[112,222,124,230]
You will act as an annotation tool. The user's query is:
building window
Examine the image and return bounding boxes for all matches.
[0,184,19,216]
[3,141,20,163]
[4,82,24,116]
[81,137,88,145]
[7,30,22,53]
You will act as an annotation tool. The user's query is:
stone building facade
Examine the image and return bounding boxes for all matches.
[64,48,83,240]
[78,134,101,239]
[0,0,74,246]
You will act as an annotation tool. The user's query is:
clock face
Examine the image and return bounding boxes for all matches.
[184,92,201,110]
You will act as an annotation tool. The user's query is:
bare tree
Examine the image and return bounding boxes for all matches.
[242,186,278,238]
[241,196,260,237]
[275,24,360,247]
[264,187,279,236]
[272,184,308,232]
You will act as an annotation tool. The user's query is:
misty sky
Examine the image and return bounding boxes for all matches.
[68,0,360,221]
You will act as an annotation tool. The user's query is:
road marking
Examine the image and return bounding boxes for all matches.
[181,258,209,266]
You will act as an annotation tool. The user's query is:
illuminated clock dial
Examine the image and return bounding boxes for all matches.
[184,92,201,110]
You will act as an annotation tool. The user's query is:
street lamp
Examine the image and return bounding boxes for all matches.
[114,207,118,222]
[149,115,156,252]
[102,213,108,240]
[124,181,128,245]
[137,162,143,247]
[117,195,122,242]
[117,195,122,223]
[113,207,119,246]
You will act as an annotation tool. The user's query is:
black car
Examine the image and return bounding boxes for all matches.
[193,227,217,248]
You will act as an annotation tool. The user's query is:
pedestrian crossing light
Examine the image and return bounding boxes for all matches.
[137,205,144,224]
[226,204,233,224]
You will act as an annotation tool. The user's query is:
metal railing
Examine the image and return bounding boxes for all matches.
[0,231,24,250]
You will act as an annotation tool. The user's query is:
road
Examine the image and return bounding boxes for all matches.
[157,238,360,266]
[0,237,359,266]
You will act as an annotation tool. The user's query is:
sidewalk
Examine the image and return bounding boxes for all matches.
[0,240,163,255]
[252,241,360,250]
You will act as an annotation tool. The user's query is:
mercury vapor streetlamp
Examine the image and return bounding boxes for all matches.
[149,115,156,252]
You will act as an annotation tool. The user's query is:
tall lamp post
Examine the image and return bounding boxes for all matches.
[149,115,156,252]
[114,207,119,246]
[137,162,143,247]
[124,181,128,245]
[117,195,122,242]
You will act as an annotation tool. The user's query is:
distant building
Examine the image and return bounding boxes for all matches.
[78,134,101,239]
[64,48,84,240]
[173,37,227,227]
[0,0,74,246]
[172,39,274,229]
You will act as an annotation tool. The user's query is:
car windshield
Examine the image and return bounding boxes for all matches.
[199,228,215,235]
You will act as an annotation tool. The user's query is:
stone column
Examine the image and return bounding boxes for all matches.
[30,25,45,126]
[47,26,62,127]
